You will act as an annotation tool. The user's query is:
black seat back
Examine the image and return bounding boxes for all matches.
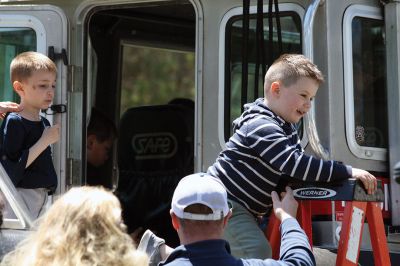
[117,104,194,246]
[118,104,193,174]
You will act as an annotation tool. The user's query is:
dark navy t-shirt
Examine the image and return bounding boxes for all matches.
[0,112,57,190]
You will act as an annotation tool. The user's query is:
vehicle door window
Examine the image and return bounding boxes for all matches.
[352,17,387,149]
[224,10,302,140]
[0,28,36,105]
[343,5,387,160]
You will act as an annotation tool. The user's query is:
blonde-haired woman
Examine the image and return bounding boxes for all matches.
[1,186,148,266]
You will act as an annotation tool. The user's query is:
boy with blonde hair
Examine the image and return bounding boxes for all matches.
[208,54,377,258]
[0,51,60,218]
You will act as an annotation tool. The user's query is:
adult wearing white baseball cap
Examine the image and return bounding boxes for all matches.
[171,172,231,221]
[138,172,315,266]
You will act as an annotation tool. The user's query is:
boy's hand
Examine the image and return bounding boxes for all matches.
[352,168,377,195]
[272,186,298,222]
[42,124,60,145]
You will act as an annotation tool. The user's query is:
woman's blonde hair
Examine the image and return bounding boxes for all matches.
[1,186,148,266]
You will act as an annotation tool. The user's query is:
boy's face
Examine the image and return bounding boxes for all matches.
[87,135,113,167]
[271,77,319,124]
[14,70,56,110]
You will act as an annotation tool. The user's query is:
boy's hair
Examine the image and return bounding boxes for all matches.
[264,54,324,93]
[87,108,118,142]
[10,51,57,82]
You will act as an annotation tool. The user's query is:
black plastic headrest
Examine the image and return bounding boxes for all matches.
[118,104,194,172]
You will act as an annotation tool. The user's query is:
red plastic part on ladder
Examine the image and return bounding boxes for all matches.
[336,201,391,266]
[265,200,390,265]
[264,211,281,259]
[265,200,313,260]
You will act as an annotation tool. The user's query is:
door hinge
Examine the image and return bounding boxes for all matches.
[67,65,83,93]
[66,158,82,187]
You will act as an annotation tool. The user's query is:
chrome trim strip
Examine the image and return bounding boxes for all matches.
[303,0,330,160]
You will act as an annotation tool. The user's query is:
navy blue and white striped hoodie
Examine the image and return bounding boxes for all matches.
[208,98,352,215]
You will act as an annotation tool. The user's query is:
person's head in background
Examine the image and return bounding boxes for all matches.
[87,108,117,167]
[168,98,194,110]
[1,186,148,266]
[170,173,232,244]
[264,54,324,124]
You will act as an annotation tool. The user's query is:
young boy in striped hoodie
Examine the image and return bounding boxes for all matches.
[207,54,377,259]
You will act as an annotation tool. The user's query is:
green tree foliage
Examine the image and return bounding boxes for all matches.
[120,45,195,115]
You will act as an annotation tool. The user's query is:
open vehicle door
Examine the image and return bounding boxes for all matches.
[0,4,68,257]
[385,2,400,227]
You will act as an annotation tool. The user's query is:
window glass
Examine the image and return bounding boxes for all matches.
[352,17,387,148]
[0,28,36,103]
[225,12,302,140]
[120,45,195,115]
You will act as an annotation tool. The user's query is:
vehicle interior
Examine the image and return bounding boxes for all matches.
[85,0,196,246]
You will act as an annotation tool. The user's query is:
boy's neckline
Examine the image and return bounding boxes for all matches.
[17,103,42,121]
[257,99,289,126]
[14,111,42,122]
[18,108,42,122]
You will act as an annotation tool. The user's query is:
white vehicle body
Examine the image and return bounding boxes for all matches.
[0,0,399,263]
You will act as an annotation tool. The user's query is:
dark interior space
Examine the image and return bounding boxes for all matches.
[86,0,196,247]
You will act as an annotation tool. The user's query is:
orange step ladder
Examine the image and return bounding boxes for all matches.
[264,179,391,266]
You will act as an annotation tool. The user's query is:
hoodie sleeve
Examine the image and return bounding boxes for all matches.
[1,114,29,186]
[244,118,352,182]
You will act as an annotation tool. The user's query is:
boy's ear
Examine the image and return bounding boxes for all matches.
[270,81,281,98]
[12,81,24,96]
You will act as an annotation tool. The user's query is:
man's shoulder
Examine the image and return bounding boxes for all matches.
[159,248,193,266]
[241,258,277,266]
[161,259,192,266]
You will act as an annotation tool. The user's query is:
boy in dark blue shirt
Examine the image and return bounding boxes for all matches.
[0,51,60,219]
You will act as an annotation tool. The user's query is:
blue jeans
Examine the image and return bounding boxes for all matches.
[223,200,272,259]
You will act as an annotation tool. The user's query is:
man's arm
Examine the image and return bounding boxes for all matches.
[277,218,315,265]
[273,187,315,266]
[243,187,315,266]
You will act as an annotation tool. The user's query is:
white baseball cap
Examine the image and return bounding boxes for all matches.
[171,173,230,221]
